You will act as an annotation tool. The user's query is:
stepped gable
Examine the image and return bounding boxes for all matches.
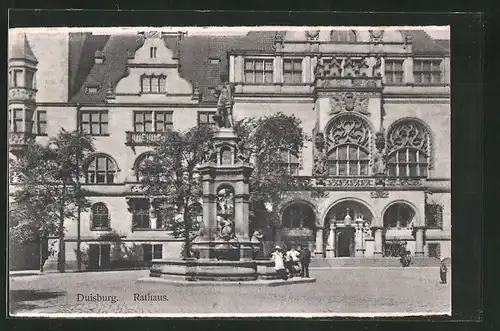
[70,31,277,104]
[9,33,38,63]
[402,30,450,55]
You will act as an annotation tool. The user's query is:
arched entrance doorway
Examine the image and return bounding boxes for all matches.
[277,202,316,251]
[324,200,374,258]
[382,202,417,256]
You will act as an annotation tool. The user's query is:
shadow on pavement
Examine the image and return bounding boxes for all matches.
[9,289,66,314]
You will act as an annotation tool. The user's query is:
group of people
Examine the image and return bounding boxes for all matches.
[270,244,311,280]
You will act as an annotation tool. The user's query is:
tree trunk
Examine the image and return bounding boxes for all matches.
[183,205,191,259]
[58,207,65,272]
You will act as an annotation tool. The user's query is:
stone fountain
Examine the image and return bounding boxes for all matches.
[139,82,315,285]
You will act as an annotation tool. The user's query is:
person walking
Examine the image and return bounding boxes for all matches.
[440,260,448,284]
[299,244,311,278]
[271,246,287,280]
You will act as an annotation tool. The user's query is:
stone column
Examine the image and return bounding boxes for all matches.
[326,223,336,258]
[149,198,157,229]
[414,226,425,256]
[314,227,324,258]
[373,226,384,257]
[354,223,365,257]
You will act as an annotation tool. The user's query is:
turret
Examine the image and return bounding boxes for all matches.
[8,33,38,156]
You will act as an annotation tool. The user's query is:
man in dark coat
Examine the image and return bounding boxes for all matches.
[299,245,311,278]
[440,261,448,284]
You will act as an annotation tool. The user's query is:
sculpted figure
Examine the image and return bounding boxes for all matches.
[213,82,235,128]
[373,149,387,175]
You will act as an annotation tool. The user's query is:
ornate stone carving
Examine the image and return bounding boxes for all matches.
[343,57,370,77]
[370,191,389,198]
[317,77,381,89]
[369,29,385,43]
[372,55,382,77]
[330,92,370,115]
[312,133,328,177]
[9,88,36,103]
[386,121,429,156]
[139,31,162,39]
[373,130,387,177]
[306,30,320,41]
[326,113,371,149]
[385,178,422,187]
[216,187,236,241]
[213,82,235,128]
[236,138,251,163]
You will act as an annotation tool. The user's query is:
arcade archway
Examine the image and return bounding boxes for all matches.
[323,200,374,257]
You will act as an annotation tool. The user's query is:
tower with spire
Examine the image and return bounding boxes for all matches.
[8,33,38,156]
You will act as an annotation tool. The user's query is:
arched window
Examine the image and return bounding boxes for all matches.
[282,203,315,229]
[330,30,357,43]
[134,152,155,182]
[325,114,372,176]
[386,120,431,177]
[91,203,110,229]
[383,203,416,229]
[85,154,117,184]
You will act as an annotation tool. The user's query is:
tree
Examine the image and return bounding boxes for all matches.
[234,112,312,232]
[10,129,95,272]
[139,125,215,258]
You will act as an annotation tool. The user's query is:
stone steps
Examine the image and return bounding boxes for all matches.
[310,257,443,268]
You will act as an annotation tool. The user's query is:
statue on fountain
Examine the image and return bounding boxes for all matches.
[213,82,235,128]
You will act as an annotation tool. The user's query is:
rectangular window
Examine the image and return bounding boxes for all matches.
[141,75,166,93]
[197,111,216,127]
[244,59,274,84]
[134,111,173,132]
[133,208,150,229]
[385,60,404,84]
[79,110,108,135]
[143,244,153,262]
[33,110,47,135]
[428,243,441,258]
[12,70,23,87]
[283,59,303,84]
[426,204,444,228]
[414,60,442,85]
[25,71,34,89]
[150,47,157,58]
[153,244,163,259]
[387,149,428,177]
[12,109,23,132]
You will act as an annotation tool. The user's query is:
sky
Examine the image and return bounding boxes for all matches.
[12,26,450,40]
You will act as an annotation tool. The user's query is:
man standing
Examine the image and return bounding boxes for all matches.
[440,260,448,284]
[285,246,300,277]
[299,244,311,278]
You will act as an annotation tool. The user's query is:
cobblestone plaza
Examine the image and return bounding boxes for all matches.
[10,268,451,316]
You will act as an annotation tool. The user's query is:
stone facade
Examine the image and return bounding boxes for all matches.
[8,28,451,270]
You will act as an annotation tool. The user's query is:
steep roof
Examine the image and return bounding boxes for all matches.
[402,30,450,56]
[69,30,449,104]
[9,33,38,63]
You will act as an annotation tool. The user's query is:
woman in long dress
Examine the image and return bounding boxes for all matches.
[270,246,287,280]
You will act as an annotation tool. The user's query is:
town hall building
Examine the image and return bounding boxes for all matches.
[8,28,450,270]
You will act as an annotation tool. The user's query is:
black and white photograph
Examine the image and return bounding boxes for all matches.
[8,25,451,317]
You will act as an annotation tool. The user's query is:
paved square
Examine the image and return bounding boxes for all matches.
[9,268,451,316]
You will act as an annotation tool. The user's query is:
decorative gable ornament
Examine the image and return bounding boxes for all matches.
[138,31,163,39]
[369,29,385,43]
[330,92,370,115]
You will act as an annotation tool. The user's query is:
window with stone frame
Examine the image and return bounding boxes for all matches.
[132,199,151,229]
[143,244,163,261]
[244,58,274,84]
[386,120,431,178]
[140,74,167,93]
[32,110,47,135]
[428,243,441,258]
[90,202,110,230]
[79,110,108,136]
[10,69,23,88]
[384,59,404,84]
[85,154,117,184]
[277,149,300,176]
[383,203,415,229]
[9,108,24,132]
[197,111,216,127]
[413,59,443,85]
[283,59,303,84]
[425,203,444,228]
[133,111,173,132]
[133,152,155,182]
[324,114,371,176]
